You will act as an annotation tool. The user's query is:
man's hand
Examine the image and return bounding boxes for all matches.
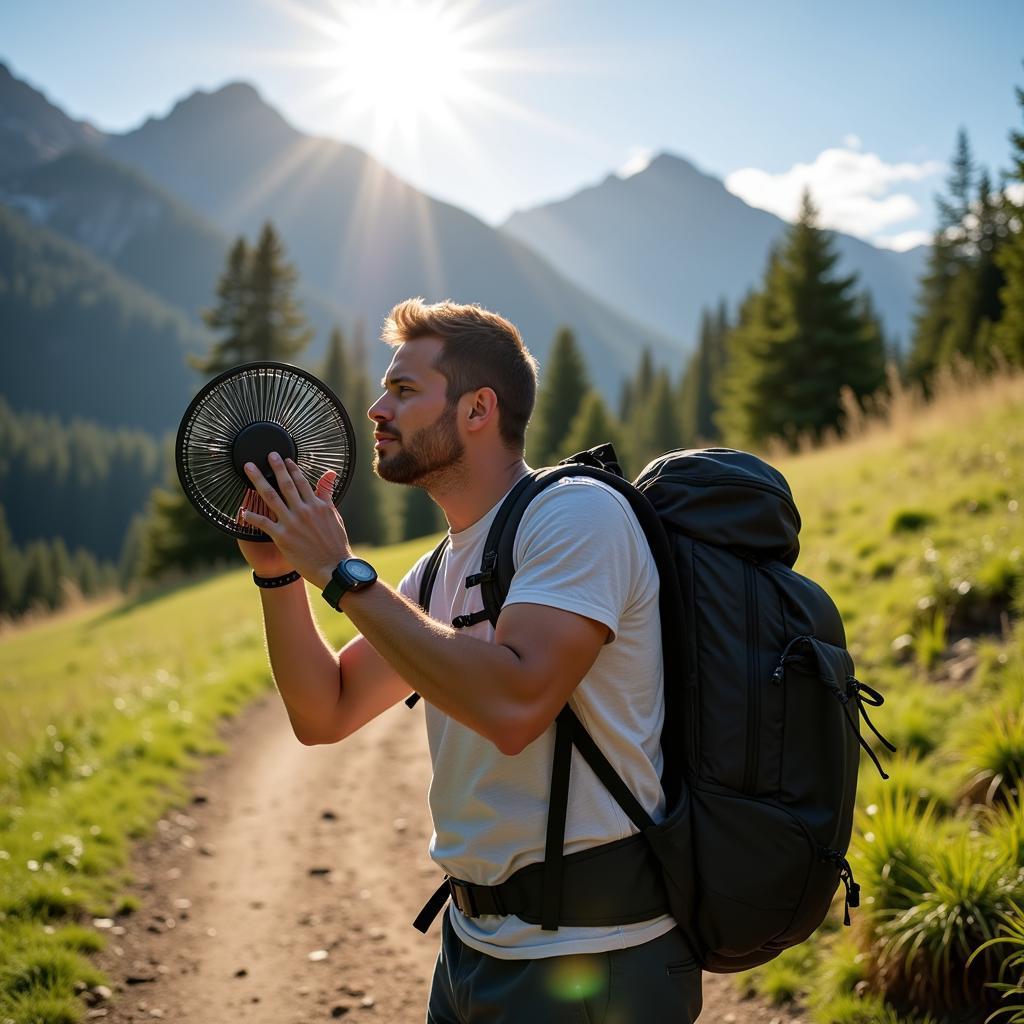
[240,452,351,588]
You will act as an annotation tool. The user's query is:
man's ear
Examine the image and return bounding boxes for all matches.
[464,387,498,429]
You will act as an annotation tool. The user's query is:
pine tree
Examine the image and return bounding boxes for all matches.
[402,486,443,541]
[189,224,312,375]
[717,191,886,448]
[321,325,385,546]
[528,327,590,465]
[51,536,73,605]
[20,540,57,612]
[247,223,313,363]
[562,391,623,460]
[995,71,1024,365]
[137,464,239,581]
[0,504,21,617]
[73,546,101,597]
[909,130,977,380]
[678,301,730,444]
[631,369,680,472]
[189,238,251,375]
[323,326,350,402]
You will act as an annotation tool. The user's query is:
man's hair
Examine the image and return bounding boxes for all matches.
[382,298,538,450]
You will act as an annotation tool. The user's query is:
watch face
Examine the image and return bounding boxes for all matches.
[347,559,376,583]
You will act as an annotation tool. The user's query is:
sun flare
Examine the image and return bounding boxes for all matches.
[336,1,476,126]
[289,0,505,145]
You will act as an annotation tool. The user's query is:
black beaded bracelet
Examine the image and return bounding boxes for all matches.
[252,569,302,589]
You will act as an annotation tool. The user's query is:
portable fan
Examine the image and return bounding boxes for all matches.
[175,361,357,541]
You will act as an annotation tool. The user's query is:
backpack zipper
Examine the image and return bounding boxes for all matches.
[742,560,760,793]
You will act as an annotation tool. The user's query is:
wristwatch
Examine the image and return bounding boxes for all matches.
[321,557,378,610]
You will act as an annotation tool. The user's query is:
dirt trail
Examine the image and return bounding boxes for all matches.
[93,693,806,1023]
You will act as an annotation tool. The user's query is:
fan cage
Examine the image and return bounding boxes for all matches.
[175,361,357,541]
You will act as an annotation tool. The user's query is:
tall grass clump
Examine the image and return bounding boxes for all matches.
[867,831,1023,1013]
[958,702,1024,808]
[968,900,1024,1022]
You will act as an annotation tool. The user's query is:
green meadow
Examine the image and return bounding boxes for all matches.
[1,373,1023,1023]
[0,537,432,1024]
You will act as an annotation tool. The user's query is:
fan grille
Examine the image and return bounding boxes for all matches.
[176,362,356,540]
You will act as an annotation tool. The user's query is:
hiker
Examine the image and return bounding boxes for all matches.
[237,298,703,1022]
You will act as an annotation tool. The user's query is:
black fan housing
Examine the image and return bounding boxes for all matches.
[176,361,357,541]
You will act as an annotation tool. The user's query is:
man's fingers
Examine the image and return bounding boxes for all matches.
[267,452,302,506]
[240,507,274,535]
[244,461,286,516]
[313,466,338,501]
[286,458,325,502]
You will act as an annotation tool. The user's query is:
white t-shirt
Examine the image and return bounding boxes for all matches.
[397,474,675,959]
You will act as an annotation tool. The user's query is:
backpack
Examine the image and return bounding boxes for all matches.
[408,443,895,973]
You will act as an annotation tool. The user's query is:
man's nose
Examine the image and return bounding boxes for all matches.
[367,394,389,422]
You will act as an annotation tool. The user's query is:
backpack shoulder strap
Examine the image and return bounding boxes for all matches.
[405,536,451,709]
[418,535,450,611]
[474,459,688,801]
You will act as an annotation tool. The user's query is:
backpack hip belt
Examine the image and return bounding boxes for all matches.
[413,831,670,933]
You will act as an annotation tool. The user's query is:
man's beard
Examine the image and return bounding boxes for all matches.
[373,401,465,487]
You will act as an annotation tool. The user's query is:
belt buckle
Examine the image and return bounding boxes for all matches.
[448,878,478,917]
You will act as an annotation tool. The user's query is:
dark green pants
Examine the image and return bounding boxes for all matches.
[427,914,703,1023]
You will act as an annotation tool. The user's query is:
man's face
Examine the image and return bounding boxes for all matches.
[367,338,465,486]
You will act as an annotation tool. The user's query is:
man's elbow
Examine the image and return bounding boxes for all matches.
[490,707,550,757]
[291,716,349,746]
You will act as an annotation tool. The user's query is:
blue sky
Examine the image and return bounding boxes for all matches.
[3,0,1022,248]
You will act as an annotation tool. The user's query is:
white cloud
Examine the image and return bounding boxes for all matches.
[725,147,944,245]
[1007,182,1024,205]
[842,133,862,151]
[872,229,933,252]
[618,146,653,178]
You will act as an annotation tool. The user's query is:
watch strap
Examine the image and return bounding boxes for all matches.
[253,569,301,589]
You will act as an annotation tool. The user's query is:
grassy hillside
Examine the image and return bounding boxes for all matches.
[1,371,1022,1022]
[748,374,1024,1023]
[0,536,436,1023]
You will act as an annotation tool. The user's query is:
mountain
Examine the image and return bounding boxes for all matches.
[0,204,210,433]
[0,147,353,333]
[502,153,928,348]
[0,61,103,177]
[103,83,681,390]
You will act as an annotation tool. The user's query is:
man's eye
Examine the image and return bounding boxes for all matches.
[398,386,413,394]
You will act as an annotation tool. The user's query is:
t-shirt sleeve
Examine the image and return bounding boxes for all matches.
[503,478,649,642]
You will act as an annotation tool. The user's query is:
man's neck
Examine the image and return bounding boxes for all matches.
[431,453,531,534]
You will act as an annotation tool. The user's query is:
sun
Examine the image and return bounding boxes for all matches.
[266,0,569,157]
[280,0,506,146]
[333,1,478,130]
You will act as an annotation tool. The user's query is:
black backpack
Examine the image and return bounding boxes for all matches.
[408,443,894,973]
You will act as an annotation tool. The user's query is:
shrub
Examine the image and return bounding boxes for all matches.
[960,705,1024,808]
[891,509,935,534]
[870,833,1022,1012]
[967,899,1024,1023]
[852,789,938,914]
[983,792,1024,870]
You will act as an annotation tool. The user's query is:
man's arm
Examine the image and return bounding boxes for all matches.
[257,580,412,746]
[335,583,609,755]
[239,453,612,752]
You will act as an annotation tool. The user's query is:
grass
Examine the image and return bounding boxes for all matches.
[738,366,1024,1023]
[0,536,434,1024]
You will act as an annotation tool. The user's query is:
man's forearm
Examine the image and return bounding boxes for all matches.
[258,582,342,742]
[336,582,536,753]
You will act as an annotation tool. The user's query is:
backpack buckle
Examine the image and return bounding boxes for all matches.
[465,551,497,589]
[448,878,479,917]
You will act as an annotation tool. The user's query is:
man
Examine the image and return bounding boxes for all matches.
[237,299,702,1022]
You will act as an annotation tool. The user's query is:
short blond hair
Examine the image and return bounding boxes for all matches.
[382,298,538,450]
